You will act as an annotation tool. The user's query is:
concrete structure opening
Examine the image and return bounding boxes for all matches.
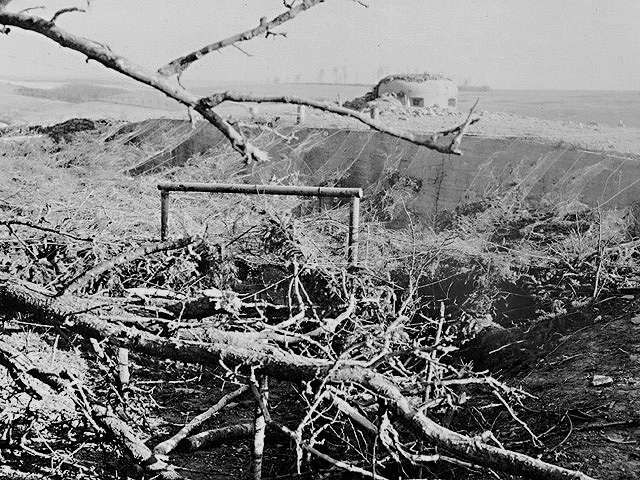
[376,73,458,110]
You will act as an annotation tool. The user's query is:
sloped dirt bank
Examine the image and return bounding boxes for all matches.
[118,121,640,221]
[461,298,640,480]
[521,308,640,480]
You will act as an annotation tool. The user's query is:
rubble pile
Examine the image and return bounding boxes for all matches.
[374,101,460,120]
[342,88,377,110]
[345,91,461,121]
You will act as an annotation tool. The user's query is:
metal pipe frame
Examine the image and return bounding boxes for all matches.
[158,182,363,266]
[158,182,362,198]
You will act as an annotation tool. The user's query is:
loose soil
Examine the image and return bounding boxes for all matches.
[463,296,640,479]
[520,306,640,480]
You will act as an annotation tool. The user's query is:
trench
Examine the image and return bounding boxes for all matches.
[118,120,640,368]
[122,120,640,217]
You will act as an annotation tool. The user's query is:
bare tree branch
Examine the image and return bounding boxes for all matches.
[157,0,326,78]
[0,10,270,163]
[449,98,479,154]
[200,92,480,155]
[50,7,85,23]
[154,385,249,455]
[0,9,476,157]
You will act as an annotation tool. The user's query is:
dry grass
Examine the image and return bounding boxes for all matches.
[2,124,638,307]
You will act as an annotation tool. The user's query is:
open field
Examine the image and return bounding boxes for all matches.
[3,78,640,131]
[457,89,640,129]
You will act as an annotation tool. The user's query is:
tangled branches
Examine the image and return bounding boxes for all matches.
[0,210,595,479]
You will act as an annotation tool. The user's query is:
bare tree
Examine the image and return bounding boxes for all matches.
[0,1,477,161]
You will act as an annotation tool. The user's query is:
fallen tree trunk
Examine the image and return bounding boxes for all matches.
[0,273,596,480]
[182,423,254,452]
[153,385,249,455]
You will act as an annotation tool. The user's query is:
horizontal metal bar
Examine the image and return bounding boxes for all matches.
[157,182,363,199]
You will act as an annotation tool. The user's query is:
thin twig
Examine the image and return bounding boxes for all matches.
[278,421,389,480]
[5,224,38,260]
[551,412,573,451]
[232,43,253,57]
[493,390,543,448]
[18,6,45,14]
[50,7,85,23]
[592,206,604,299]
[0,219,93,242]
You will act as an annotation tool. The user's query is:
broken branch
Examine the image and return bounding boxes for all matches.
[157,0,326,78]
[448,98,479,154]
[182,423,254,452]
[200,91,480,155]
[0,10,270,163]
[153,385,249,455]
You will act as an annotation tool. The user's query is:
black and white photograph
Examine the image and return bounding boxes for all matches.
[0,1,638,479]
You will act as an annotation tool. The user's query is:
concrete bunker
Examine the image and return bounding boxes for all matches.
[376,73,458,109]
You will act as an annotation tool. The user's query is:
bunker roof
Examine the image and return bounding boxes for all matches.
[376,73,452,87]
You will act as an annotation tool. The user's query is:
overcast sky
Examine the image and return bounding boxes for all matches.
[1,0,638,90]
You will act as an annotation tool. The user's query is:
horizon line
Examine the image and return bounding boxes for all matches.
[2,76,640,93]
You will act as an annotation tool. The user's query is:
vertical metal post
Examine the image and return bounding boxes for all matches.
[347,196,360,267]
[296,105,306,124]
[160,190,169,240]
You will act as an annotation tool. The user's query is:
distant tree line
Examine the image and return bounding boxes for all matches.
[16,83,124,103]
